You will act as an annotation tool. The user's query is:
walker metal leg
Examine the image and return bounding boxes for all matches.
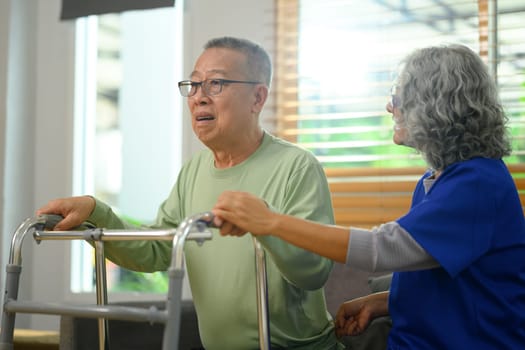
[162,213,215,350]
[95,240,110,350]
[0,264,22,350]
[253,237,271,350]
[162,267,184,350]
[0,216,48,350]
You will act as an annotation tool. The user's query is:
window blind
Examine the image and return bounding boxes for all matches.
[274,0,525,169]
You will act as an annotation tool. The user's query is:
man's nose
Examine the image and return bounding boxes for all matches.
[190,86,209,104]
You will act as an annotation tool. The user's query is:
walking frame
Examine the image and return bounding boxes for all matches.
[0,212,271,350]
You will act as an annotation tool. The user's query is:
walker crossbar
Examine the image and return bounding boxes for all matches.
[3,301,167,324]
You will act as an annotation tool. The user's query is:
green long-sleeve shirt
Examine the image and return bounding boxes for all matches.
[88,132,341,349]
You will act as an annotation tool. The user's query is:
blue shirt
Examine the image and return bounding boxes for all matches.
[389,158,525,349]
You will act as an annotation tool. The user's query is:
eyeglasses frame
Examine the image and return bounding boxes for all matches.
[178,78,262,97]
[390,85,401,109]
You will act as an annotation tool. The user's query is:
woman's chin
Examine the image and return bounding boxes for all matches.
[393,135,405,145]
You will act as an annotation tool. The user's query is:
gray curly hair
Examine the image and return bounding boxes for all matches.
[204,36,272,88]
[396,44,511,170]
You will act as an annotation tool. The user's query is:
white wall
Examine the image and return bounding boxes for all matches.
[2,0,40,328]
[0,0,10,287]
[0,0,274,331]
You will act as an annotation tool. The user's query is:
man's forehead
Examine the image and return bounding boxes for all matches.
[190,68,228,78]
[190,48,250,79]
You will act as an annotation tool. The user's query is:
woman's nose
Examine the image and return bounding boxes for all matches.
[386,101,393,113]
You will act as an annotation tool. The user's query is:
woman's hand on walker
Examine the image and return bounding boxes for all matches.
[212,191,274,237]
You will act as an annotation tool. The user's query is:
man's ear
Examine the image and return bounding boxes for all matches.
[252,84,268,113]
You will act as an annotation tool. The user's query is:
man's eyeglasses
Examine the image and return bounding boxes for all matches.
[178,78,262,97]
[391,85,401,109]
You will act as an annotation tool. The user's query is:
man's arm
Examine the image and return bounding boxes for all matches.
[256,160,336,290]
[86,198,174,272]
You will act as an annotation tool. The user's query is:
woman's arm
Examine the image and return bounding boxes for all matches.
[213,191,350,263]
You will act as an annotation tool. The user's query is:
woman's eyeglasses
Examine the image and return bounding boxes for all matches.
[390,85,401,109]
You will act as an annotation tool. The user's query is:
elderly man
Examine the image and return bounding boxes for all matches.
[38,37,341,349]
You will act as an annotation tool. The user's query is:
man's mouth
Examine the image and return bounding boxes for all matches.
[196,115,215,121]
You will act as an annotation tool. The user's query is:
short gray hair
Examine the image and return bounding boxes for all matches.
[204,36,272,87]
[397,44,511,170]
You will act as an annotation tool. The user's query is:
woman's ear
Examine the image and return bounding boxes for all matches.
[252,84,269,113]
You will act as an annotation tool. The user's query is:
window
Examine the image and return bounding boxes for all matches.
[72,5,183,295]
[273,0,525,227]
[274,0,525,169]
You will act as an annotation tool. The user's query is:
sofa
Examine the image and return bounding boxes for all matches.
[59,266,392,350]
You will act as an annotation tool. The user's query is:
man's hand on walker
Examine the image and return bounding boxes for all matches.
[36,195,96,231]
